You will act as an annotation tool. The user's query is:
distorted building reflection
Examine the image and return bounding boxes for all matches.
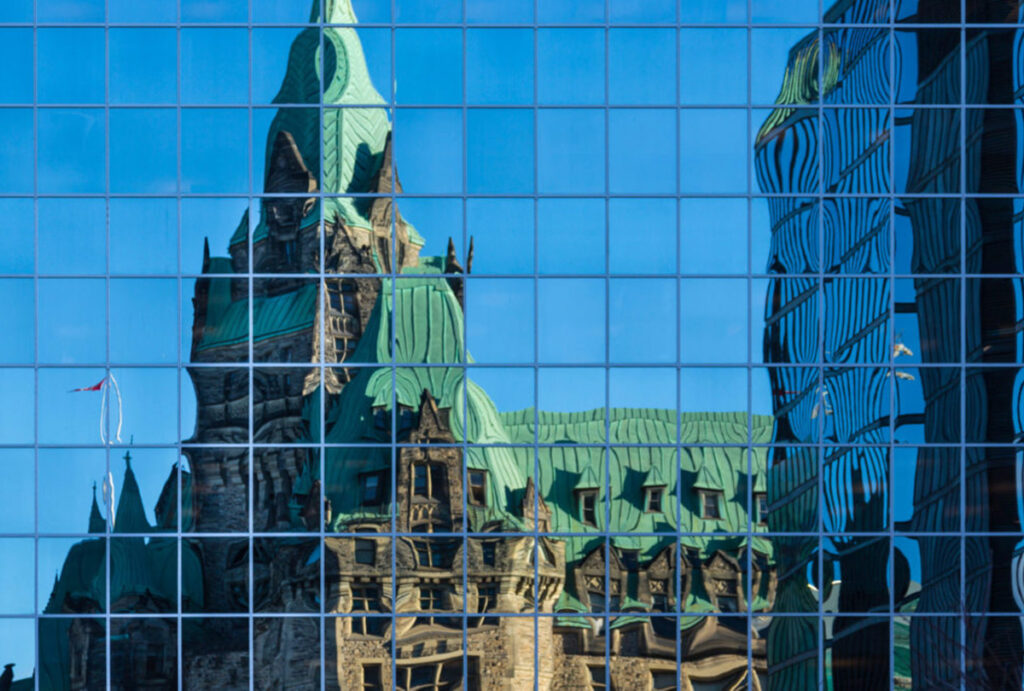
[756,0,1024,688]
[35,1,774,689]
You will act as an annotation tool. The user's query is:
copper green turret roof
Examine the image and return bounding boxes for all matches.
[304,270,526,531]
[229,0,414,250]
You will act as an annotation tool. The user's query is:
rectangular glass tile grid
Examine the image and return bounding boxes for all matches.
[2,0,1024,689]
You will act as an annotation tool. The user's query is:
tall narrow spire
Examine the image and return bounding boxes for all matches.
[88,482,105,533]
[313,0,359,24]
[261,0,390,232]
[113,450,152,534]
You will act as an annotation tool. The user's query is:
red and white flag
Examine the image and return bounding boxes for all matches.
[70,378,106,392]
[69,374,123,444]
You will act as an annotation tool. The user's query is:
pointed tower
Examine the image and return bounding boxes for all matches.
[88,483,105,534]
[113,451,152,534]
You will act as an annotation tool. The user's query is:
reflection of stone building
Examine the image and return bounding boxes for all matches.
[757,0,1024,689]
[38,454,201,690]
[36,1,775,689]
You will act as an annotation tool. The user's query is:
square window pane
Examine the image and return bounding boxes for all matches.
[610,278,676,363]
[0,0,32,21]
[0,279,34,363]
[38,198,106,275]
[538,368,605,421]
[110,279,178,363]
[538,29,605,105]
[0,544,32,614]
[681,0,746,22]
[110,29,177,105]
[253,0,313,22]
[609,367,676,411]
[895,108,961,194]
[0,450,34,533]
[37,367,106,443]
[111,108,178,194]
[466,0,533,23]
[467,109,534,194]
[467,367,534,415]
[610,198,676,274]
[680,29,748,105]
[38,109,105,194]
[681,279,748,363]
[467,29,533,105]
[254,28,316,104]
[110,198,178,275]
[0,370,33,443]
[0,29,32,104]
[0,199,33,274]
[39,448,107,534]
[395,196,461,260]
[609,29,675,105]
[753,0,818,23]
[38,29,104,104]
[0,110,33,195]
[110,0,177,22]
[182,198,250,275]
[113,367,179,444]
[611,0,674,23]
[182,108,250,194]
[895,30,961,105]
[610,109,676,194]
[537,109,605,194]
[682,198,747,275]
[395,108,463,194]
[38,279,107,364]
[39,538,106,612]
[182,29,250,105]
[680,109,748,194]
[253,106,319,195]
[537,0,604,24]
[395,0,461,23]
[680,367,747,415]
[538,279,605,363]
[538,198,605,274]
[395,29,462,104]
[181,0,248,22]
[465,278,534,364]
[466,198,533,274]
[751,28,817,105]
[359,28,393,102]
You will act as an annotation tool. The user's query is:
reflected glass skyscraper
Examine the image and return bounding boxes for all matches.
[756,0,1024,688]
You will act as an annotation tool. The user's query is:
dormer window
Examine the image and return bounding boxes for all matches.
[645,486,665,513]
[359,471,388,506]
[700,490,722,520]
[468,469,487,506]
[755,492,768,525]
[578,490,598,527]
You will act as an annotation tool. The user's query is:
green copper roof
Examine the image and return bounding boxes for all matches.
[319,275,525,530]
[196,282,318,351]
[499,408,774,618]
[232,0,392,251]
